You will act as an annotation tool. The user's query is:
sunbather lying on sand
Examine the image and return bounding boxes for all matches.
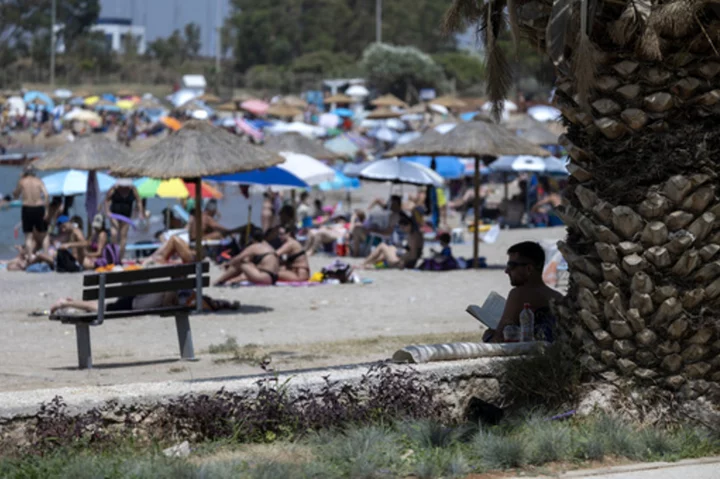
[51,290,239,314]
[276,226,310,282]
[214,229,280,286]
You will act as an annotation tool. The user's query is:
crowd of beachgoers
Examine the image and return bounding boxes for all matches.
[1,87,567,283]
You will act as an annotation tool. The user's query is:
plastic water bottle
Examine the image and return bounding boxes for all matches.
[519,303,535,342]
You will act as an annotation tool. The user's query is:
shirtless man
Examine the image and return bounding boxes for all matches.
[13,165,49,254]
[485,241,564,343]
[350,195,403,254]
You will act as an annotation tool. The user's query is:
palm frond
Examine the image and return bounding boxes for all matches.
[573,0,597,109]
[546,0,576,75]
[609,0,653,46]
[443,0,484,34]
[486,0,512,122]
[507,0,522,56]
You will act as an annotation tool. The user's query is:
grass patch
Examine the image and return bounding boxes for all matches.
[2,413,718,478]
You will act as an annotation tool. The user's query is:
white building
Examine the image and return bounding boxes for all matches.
[54,18,146,55]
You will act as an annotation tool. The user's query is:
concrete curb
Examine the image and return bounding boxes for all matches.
[0,357,505,420]
[517,456,720,478]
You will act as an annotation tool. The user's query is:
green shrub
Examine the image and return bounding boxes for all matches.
[501,341,581,408]
[245,65,286,92]
[290,50,355,76]
[525,419,572,465]
[412,449,470,479]
[400,420,472,449]
[472,430,526,469]
[319,425,402,478]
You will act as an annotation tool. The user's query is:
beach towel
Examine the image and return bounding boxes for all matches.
[221,281,325,288]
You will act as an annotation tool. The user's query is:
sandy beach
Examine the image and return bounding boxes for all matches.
[0,226,565,393]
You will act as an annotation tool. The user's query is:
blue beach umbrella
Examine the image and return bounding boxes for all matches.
[318,170,361,191]
[401,156,465,180]
[42,169,116,196]
[207,167,309,188]
[23,91,55,111]
[332,108,354,118]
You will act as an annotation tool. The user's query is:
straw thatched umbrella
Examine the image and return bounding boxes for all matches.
[430,96,467,109]
[386,119,549,267]
[366,108,403,119]
[198,93,222,104]
[504,115,561,145]
[33,135,129,171]
[33,135,131,233]
[264,133,342,161]
[323,94,354,104]
[215,101,239,112]
[371,94,408,109]
[112,120,284,261]
[266,104,303,119]
[282,95,308,108]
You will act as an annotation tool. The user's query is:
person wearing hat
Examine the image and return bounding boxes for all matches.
[104,178,144,261]
[12,164,50,255]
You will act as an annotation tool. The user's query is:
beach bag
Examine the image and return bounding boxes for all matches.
[55,249,82,273]
[321,260,353,283]
[94,244,121,268]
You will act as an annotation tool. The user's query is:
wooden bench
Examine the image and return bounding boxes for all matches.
[50,263,209,369]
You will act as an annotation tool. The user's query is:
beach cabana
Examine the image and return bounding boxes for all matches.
[386,119,549,267]
[111,120,284,261]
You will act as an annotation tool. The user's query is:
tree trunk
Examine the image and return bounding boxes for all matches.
[517,1,720,397]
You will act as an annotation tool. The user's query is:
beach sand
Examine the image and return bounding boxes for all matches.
[0,226,565,393]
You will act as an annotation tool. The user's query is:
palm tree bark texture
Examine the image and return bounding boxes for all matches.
[444,0,720,395]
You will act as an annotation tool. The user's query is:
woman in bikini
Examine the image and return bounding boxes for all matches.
[213,229,280,286]
[105,179,144,261]
[276,226,310,282]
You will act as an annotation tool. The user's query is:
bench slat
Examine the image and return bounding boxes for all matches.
[83,262,210,286]
[50,305,194,323]
[82,276,209,301]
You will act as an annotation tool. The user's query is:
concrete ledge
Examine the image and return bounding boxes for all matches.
[0,357,509,421]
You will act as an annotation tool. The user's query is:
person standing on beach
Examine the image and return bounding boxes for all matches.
[13,165,49,254]
[104,178,144,261]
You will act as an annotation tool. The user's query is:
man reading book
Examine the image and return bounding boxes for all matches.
[484,241,564,343]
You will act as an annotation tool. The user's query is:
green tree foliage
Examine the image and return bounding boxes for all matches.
[433,52,485,92]
[290,50,355,76]
[0,0,99,67]
[361,43,447,102]
[147,24,203,68]
[183,22,202,58]
[226,0,456,72]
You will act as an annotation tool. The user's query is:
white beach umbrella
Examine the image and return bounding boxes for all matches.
[346,85,370,97]
[527,105,562,122]
[356,158,444,186]
[372,127,399,143]
[277,151,336,186]
[490,155,567,175]
[42,169,116,196]
[53,89,73,99]
[318,112,340,129]
[434,123,457,134]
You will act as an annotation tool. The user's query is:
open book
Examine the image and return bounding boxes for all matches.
[466,291,506,330]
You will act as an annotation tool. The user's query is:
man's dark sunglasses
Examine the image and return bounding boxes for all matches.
[506,261,531,269]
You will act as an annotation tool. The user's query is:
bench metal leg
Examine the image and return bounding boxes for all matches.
[174,313,195,360]
[75,324,92,369]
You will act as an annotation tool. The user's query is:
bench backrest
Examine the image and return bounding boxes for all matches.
[82,263,210,318]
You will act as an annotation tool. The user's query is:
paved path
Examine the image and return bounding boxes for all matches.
[518,456,720,479]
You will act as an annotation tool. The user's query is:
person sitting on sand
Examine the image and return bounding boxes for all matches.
[484,241,564,343]
[214,229,280,286]
[360,213,423,270]
[276,226,310,282]
[188,199,230,241]
[303,215,349,256]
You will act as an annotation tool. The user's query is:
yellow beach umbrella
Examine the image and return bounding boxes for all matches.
[84,96,100,106]
[116,99,135,110]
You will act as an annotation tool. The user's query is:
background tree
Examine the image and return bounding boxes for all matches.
[183,22,202,59]
[361,43,447,102]
[225,0,457,72]
[433,51,485,93]
[444,1,720,401]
